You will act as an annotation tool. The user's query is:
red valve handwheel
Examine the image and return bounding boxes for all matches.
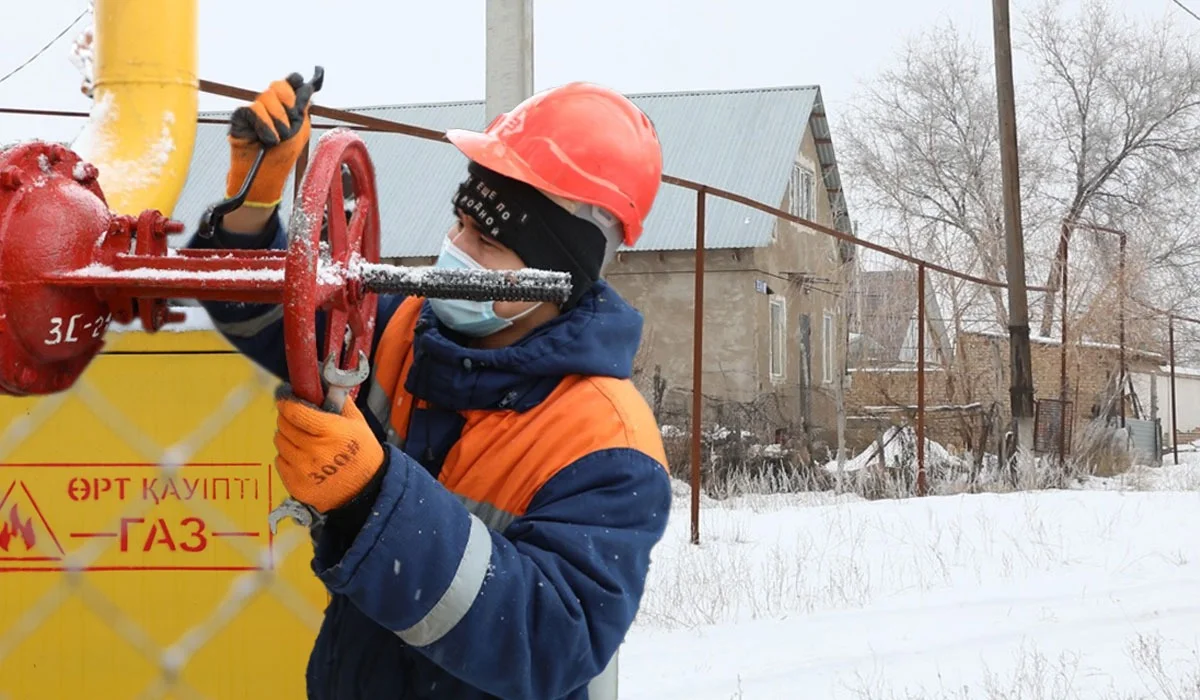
[0,131,382,402]
[283,129,381,407]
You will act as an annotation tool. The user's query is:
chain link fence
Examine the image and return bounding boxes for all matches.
[2,72,1188,693]
[0,323,324,698]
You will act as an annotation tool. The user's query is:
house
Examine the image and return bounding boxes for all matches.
[169,85,857,441]
[1132,366,1200,447]
[844,270,1166,458]
[848,268,953,369]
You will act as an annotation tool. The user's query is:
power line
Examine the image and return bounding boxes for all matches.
[0,9,89,88]
[1173,0,1200,22]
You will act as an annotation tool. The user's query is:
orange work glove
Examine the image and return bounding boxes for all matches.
[273,384,385,513]
[226,71,318,209]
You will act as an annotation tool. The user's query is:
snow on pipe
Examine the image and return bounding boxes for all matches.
[0,132,571,401]
[353,263,571,302]
[70,0,198,218]
[0,9,567,402]
[49,257,573,305]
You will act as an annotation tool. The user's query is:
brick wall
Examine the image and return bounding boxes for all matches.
[846,331,1161,454]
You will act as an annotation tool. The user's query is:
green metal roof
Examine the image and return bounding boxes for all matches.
[170,85,842,257]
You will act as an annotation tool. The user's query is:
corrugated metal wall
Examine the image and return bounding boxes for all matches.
[1127,418,1162,467]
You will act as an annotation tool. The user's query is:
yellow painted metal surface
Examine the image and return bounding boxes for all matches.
[0,1,321,695]
[0,326,326,699]
[71,0,199,217]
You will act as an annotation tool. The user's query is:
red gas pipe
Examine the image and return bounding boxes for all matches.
[0,129,568,406]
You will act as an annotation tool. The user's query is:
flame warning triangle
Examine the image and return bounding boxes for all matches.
[0,480,65,562]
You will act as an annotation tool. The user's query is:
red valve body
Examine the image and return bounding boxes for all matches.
[0,129,382,405]
[0,142,116,395]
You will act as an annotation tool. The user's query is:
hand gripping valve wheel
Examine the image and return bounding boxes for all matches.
[267,347,370,535]
[0,66,573,531]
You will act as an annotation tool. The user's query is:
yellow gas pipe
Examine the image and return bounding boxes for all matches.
[0,5,327,698]
[71,0,198,217]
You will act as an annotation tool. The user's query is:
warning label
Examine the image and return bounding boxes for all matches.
[0,463,275,573]
[0,480,65,564]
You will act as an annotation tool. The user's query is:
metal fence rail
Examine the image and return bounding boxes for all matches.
[0,83,1060,542]
[0,72,1171,696]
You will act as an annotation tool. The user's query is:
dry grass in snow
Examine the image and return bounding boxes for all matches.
[620,460,1200,699]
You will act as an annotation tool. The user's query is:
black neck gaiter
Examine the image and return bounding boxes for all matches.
[452,162,608,310]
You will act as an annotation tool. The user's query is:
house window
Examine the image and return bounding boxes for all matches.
[770,297,786,381]
[789,163,815,221]
[822,312,835,384]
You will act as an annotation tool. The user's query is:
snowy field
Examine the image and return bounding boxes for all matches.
[621,459,1200,699]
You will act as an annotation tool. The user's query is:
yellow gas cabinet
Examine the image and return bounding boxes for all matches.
[0,317,325,699]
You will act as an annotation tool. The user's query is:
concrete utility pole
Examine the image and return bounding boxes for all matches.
[991,0,1036,455]
[485,0,534,122]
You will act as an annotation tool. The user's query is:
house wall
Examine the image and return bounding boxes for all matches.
[605,251,849,440]
[1130,369,1200,444]
[841,366,991,454]
[845,331,1162,453]
[965,333,1162,425]
[604,249,764,416]
[749,119,853,436]
[388,120,854,442]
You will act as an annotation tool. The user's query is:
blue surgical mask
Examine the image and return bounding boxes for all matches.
[428,236,542,338]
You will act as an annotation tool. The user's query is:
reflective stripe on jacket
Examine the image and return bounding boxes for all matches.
[188,213,672,699]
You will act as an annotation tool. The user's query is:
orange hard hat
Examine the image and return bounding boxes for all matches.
[445,81,663,246]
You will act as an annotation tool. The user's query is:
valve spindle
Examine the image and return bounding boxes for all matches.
[0,130,570,403]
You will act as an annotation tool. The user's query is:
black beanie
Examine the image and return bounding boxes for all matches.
[452,161,610,310]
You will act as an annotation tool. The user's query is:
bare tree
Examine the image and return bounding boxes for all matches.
[838,20,1053,335]
[837,18,1051,442]
[1024,0,1200,336]
[841,0,1200,376]
[837,0,1200,469]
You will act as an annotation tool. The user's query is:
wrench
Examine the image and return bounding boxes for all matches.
[268,348,371,535]
[267,497,318,535]
[198,67,325,240]
[321,348,371,413]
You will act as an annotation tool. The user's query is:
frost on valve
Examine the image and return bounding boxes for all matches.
[0,130,574,403]
[0,141,119,397]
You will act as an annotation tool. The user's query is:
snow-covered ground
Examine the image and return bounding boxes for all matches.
[621,459,1200,699]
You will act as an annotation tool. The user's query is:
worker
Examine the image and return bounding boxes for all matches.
[185,72,672,700]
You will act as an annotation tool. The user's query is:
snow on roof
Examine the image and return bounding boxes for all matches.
[969,329,1165,360]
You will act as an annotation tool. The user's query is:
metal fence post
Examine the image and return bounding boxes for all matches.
[1059,229,1070,469]
[1118,231,1126,428]
[916,264,927,496]
[690,189,706,545]
[1170,316,1179,464]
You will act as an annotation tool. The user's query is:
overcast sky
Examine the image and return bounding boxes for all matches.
[1,0,1191,142]
[0,0,1192,238]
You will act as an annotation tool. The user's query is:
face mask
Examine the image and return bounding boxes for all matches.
[428,235,542,338]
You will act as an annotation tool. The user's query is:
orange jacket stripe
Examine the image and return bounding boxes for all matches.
[372,297,668,518]
[372,297,424,442]
[443,374,666,515]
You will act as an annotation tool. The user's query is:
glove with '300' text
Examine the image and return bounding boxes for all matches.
[272,384,385,513]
